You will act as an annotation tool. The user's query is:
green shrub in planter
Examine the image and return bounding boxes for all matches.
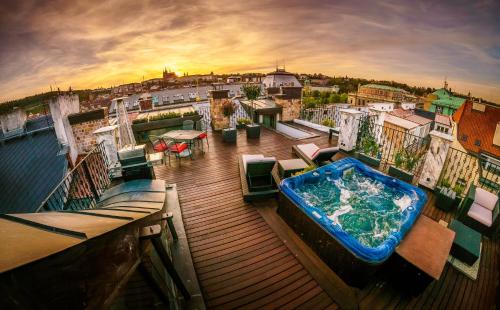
[182,111,199,117]
[236,117,251,129]
[357,135,380,167]
[132,118,148,124]
[388,148,423,183]
[321,118,335,128]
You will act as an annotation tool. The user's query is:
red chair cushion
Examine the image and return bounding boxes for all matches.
[153,141,168,152]
[169,143,188,153]
[198,132,207,139]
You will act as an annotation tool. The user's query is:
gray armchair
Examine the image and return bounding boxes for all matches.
[459,185,499,236]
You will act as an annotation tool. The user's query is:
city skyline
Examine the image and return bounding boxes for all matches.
[1,0,499,102]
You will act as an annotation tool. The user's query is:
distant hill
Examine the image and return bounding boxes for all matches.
[0,89,93,113]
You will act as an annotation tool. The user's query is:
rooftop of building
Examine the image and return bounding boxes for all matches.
[361,83,408,93]
[0,125,67,214]
[431,88,466,109]
[435,113,452,127]
[453,100,500,157]
[384,113,420,129]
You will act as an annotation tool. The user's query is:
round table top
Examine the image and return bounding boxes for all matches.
[161,130,203,141]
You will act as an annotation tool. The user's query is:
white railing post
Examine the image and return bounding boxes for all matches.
[338,109,364,152]
[418,130,454,189]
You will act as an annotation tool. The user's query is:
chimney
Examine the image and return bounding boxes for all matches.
[49,94,80,165]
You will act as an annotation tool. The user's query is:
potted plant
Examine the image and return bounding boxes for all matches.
[388,148,423,183]
[222,100,236,117]
[435,178,457,211]
[356,135,381,168]
[321,118,335,128]
[236,117,251,129]
[131,111,201,132]
[241,84,261,138]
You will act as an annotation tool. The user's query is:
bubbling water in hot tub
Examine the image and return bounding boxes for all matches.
[296,169,412,248]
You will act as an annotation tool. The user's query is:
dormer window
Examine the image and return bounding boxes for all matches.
[474,139,481,146]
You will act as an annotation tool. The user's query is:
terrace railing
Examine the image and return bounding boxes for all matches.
[194,101,250,129]
[355,117,430,177]
[437,147,500,197]
[438,147,478,196]
[36,142,110,212]
[299,104,353,127]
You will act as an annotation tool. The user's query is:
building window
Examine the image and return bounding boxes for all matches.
[474,139,481,146]
[461,134,468,141]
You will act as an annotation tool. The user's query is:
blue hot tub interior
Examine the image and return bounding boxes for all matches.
[280,157,427,264]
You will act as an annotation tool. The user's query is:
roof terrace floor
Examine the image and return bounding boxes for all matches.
[153,127,499,309]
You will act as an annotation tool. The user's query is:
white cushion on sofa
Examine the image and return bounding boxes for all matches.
[468,202,493,227]
[242,154,264,173]
[296,143,319,160]
[313,146,340,160]
[475,187,498,211]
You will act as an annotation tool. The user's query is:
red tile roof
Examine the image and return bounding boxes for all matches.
[455,100,500,157]
[452,103,465,123]
[405,114,432,126]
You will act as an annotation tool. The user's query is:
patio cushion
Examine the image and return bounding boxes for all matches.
[468,202,493,227]
[169,143,188,153]
[242,154,264,174]
[474,187,498,211]
[198,132,207,139]
[296,143,319,160]
[153,141,168,152]
[312,146,340,160]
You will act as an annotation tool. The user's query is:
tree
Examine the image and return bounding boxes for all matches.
[241,84,261,124]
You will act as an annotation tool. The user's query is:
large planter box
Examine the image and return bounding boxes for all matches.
[435,187,462,212]
[222,128,237,143]
[236,124,247,129]
[388,166,414,183]
[246,124,261,139]
[131,115,201,133]
[357,153,381,168]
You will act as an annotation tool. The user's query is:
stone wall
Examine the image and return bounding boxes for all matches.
[72,118,109,153]
[276,98,301,122]
[210,98,231,130]
[209,90,231,131]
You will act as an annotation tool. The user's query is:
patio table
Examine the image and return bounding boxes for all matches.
[161,130,203,142]
[395,215,455,294]
[161,130,203,157]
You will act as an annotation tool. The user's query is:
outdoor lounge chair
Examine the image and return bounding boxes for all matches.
[182,120,194,130]
[459,185,499,237]
[238,154,280,201]
[292,143,339,166]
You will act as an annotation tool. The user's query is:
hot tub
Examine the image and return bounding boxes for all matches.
[278,157,427,287]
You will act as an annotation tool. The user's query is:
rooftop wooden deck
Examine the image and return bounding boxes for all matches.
[154,127,499,309]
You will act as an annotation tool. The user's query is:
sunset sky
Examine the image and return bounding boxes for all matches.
[0,0,499,103]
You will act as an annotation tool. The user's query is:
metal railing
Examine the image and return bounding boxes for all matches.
[435,148,500,197]
[194,101,250,129]
[355,117,430,177]
[36,142,110,212]
[299,104,351,127]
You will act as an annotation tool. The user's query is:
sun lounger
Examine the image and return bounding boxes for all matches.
[292,143,339,166]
